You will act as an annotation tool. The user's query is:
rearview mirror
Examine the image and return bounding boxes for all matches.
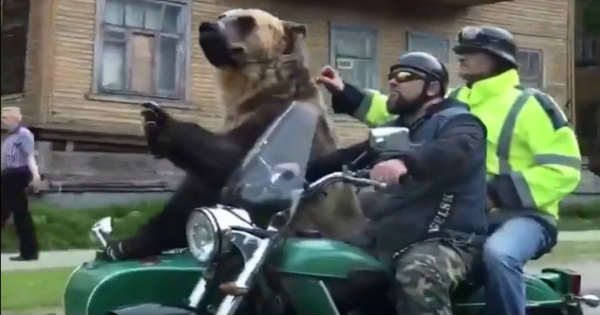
[368,127,411,153]
[91,217,113,248]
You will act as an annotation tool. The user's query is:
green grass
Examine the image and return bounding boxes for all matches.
[1,200,164,252]
[537,241,600,263]
[1,198,598,252]
[558,200,600,231]
[1,267,74,313]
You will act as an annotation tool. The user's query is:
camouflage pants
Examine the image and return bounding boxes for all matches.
[393,238,479,315]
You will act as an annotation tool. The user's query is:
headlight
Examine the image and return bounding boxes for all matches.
[186,209,219,262]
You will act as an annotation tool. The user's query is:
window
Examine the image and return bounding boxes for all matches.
[95,0,188,99]
[516,49,543,89]
[1,0,30,95]
[330,24,378,90]
[576,36,599,66]
[407,32,449,63]
[576,0,600,66]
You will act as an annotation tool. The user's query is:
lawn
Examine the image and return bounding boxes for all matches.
[1,198,598,252]
[535,241,600,264]
[558,200,600,231]
[1,200,165,253]
[1,267,74,314]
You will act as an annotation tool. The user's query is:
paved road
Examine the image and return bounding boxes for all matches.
[558,230,600,242]
[1,249,96,271]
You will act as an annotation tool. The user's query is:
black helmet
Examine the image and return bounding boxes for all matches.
[453,26,517,67]
[389,52,449,95]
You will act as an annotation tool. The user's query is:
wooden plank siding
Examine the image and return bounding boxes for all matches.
[32,0,569,147]
[1,0,49,125]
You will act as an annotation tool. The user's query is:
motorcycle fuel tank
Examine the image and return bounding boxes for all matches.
[270,238,388,278]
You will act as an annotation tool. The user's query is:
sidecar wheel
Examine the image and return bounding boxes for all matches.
[565,304,583,315]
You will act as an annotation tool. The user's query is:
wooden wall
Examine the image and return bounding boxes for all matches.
[1,0,52,125]
[12,0,570,148]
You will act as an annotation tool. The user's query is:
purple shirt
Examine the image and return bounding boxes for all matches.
[1,125,34,170]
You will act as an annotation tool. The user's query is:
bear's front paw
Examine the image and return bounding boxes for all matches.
[140,101,171,157]
[141,101,169,125]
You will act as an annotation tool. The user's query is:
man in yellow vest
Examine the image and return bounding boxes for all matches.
[317,26,581,315]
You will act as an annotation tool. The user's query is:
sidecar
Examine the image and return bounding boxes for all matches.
[64,239,590,315]
[64,251,204,315]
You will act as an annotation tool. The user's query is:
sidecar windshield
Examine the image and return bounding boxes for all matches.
[221,102,319,216]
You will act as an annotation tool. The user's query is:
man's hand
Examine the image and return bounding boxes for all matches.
[369,159,408,185]
[316,66,344,94]
[28,173,42,194]
[486,194,498,210]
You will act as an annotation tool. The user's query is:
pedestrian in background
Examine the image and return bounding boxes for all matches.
[1,106,42,261]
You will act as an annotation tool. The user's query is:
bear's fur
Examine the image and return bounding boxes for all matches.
[118,9,366,259]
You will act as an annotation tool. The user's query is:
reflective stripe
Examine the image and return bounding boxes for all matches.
[361,90,393,126]
[448,87,462,99]
[534,154,581,169]
[510,171,536,208]
[497,90,533,173]
[355,91,374,122]
[532,92,568,129]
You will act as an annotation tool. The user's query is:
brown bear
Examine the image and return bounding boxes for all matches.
[108,9,365,260]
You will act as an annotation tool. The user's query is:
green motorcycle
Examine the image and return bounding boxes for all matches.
[64,103,598,315]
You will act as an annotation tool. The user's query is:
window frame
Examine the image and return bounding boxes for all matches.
[91,0,191,101]
[1,0,30,97]
[576,36,600,66]
[406,31,450,64]
[329,23,379,90]
[516,48,544,89]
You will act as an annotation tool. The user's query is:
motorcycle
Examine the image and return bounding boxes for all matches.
[64,102,599,315]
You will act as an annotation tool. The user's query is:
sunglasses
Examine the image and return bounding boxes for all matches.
[388,69,424,83]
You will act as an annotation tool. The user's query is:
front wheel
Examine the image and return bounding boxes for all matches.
[565,304,584,315]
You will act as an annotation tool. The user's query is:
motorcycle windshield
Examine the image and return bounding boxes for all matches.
[222,102,319,217]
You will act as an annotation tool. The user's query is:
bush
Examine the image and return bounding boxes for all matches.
[559,200,600,218]
[1,201,164,252]
[558,200,600,231]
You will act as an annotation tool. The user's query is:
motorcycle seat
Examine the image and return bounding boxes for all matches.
[329,269,395,314]
[347,269,391,292]
[294,229,323,238]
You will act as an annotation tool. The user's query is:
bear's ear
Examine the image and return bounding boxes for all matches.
[282,20,307,38]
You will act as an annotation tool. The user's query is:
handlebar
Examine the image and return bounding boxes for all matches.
[307,171,387,193]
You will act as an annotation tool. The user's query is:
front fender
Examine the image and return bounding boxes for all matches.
[109,303,191,315]
[64,251,205,315]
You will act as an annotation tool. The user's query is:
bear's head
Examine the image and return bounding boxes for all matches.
[199,8,307,70]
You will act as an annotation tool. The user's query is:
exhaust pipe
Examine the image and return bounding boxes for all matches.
[576,294,600,308]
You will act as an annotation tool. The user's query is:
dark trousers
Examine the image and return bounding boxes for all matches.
[1,167,39,258]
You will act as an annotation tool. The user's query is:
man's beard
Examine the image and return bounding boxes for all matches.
[386,89,427,115]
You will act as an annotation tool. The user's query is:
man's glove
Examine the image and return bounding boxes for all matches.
[140,101,171,158]
[105,240,125,261]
